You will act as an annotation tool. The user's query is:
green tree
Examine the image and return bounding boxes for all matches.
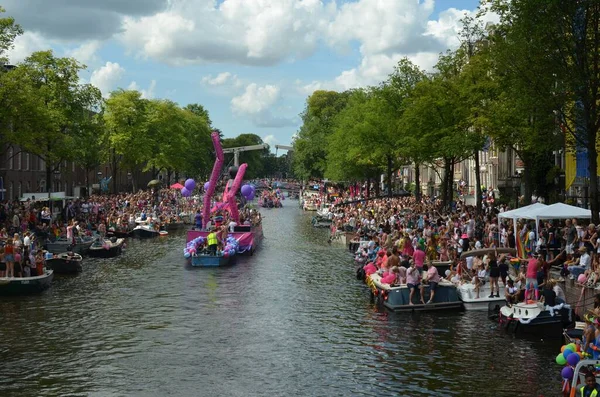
[0,6,23,64]
[12,51,102,193]
[104,89,150,193]
[486,0,600,220]
[222,133,267,179]
[293,90,351,180]
[184,103,212,128]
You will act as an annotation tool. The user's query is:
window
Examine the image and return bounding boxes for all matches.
[9,181,13,201]
[18,181,22,199]
[17,152,21,170]
[26,181,31,192]
[25,153,29,170]
[7,147,12,170]
[40,158,45,172]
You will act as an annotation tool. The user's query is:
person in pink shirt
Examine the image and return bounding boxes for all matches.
[413,246,426,270]
[406,260,421,305]
[420,263,441,304]
[524,255,540,300]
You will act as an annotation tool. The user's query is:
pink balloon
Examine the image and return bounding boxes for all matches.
[578,274,587,284]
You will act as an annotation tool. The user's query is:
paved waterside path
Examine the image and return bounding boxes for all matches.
[1,205,560,396]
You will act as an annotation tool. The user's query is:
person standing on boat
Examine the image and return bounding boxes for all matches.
[420,262,440,304]
[487,251,500,298]
[524,254,540,301]
[207,228,218,256]
[406,260,420,305]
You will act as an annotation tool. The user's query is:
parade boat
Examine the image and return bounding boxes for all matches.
[88,238,125,258]
[497,301,574,337]
[457,282,506,311]
[303,200,318,211]
[45,252,83,274]
[45,236,93,255]
[184,235,239,267]
[367,273,463,312]
[132,224,160,239]
[0,269,54,296]
[187,224,263,255]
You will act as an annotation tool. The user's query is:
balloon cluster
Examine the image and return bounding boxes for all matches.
[222,235,239,258]
[184,236,206,258]
[240,184,256,201]
[556,343,584,382]
[181,179,196,198]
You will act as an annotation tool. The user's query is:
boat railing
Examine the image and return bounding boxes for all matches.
[569,359,600,396]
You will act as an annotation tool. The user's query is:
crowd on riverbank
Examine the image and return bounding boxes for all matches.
[314,189,600,309]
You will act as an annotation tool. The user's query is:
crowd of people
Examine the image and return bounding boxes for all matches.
[311,188,600,307]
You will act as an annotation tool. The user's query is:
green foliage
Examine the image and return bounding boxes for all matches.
[222,133,268,179]
[0,6,23,64]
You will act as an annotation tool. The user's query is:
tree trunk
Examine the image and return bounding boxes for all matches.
[588,139,599,223]
[522,160,533,206]
[111,149,118,194]
[474,149,482,214]
[442,158,452,209]
[449,161,455,209]
[46,162,52,199]
[374,174,380,197]
[366,177,370,198]
[415,163,421,201]
[387,155,393,198]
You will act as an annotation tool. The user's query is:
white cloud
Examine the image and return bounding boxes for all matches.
[7,31,50,64]
[67,40,102,65]
[90,62,125,97]
[201,72,242,88]
[231,83,280,115]
[128,80,157,99]
[262,134,278,146]
[231,83,297,128]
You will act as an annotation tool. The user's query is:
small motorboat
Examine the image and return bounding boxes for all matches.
[45,237,93,255]
[367,273,463,312]
[88,238,125,258]
[0,269,54,296]
[45,252,83,274]
[457,282,506,311]
[312,216,333,228]
[132,224,160,239]
[497,301,574,337]
[106,228,133,238]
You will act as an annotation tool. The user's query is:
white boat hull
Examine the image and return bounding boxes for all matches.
[456,283,506,311]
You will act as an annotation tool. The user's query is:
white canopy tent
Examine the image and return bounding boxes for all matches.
[498,203,548,239]
[526,202,592,235]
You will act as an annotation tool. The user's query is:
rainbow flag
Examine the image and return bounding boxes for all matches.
[516,228,531,258]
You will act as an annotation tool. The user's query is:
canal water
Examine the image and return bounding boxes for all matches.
[1,204,562,396]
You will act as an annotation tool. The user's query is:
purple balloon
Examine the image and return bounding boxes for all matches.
[561,366,574,380]
[185,178,196,191]
[247,191,255,201]
[241,184,252,197]
[181,187,191,197]
[203,182,210,191]
[567,352,580,366]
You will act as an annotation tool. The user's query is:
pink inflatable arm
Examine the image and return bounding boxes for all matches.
[223,163,247,222]
[203,131,224,229]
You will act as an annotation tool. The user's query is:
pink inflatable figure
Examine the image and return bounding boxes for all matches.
[222,163,247,223]
[203,131,224,230]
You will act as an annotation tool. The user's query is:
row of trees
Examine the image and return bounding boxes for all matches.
[293,0,600,222]
[0,7,288,194]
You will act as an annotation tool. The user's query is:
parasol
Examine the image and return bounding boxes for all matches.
[170,182,184,189]
[147,179,162,187]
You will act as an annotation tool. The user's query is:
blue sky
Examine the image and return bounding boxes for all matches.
[5,0,486,151]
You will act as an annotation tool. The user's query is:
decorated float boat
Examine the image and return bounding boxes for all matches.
[45,236,93,255]
[302,201,318,211]
[496,301,574,337]
[0,269,54,296]
[132,224,160,239]
[259,197,282,208]
[367,273,463,312]
[44,252,83,274]
[187,224,263,256]
[88,238,125,258]
[184,235,239,267]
